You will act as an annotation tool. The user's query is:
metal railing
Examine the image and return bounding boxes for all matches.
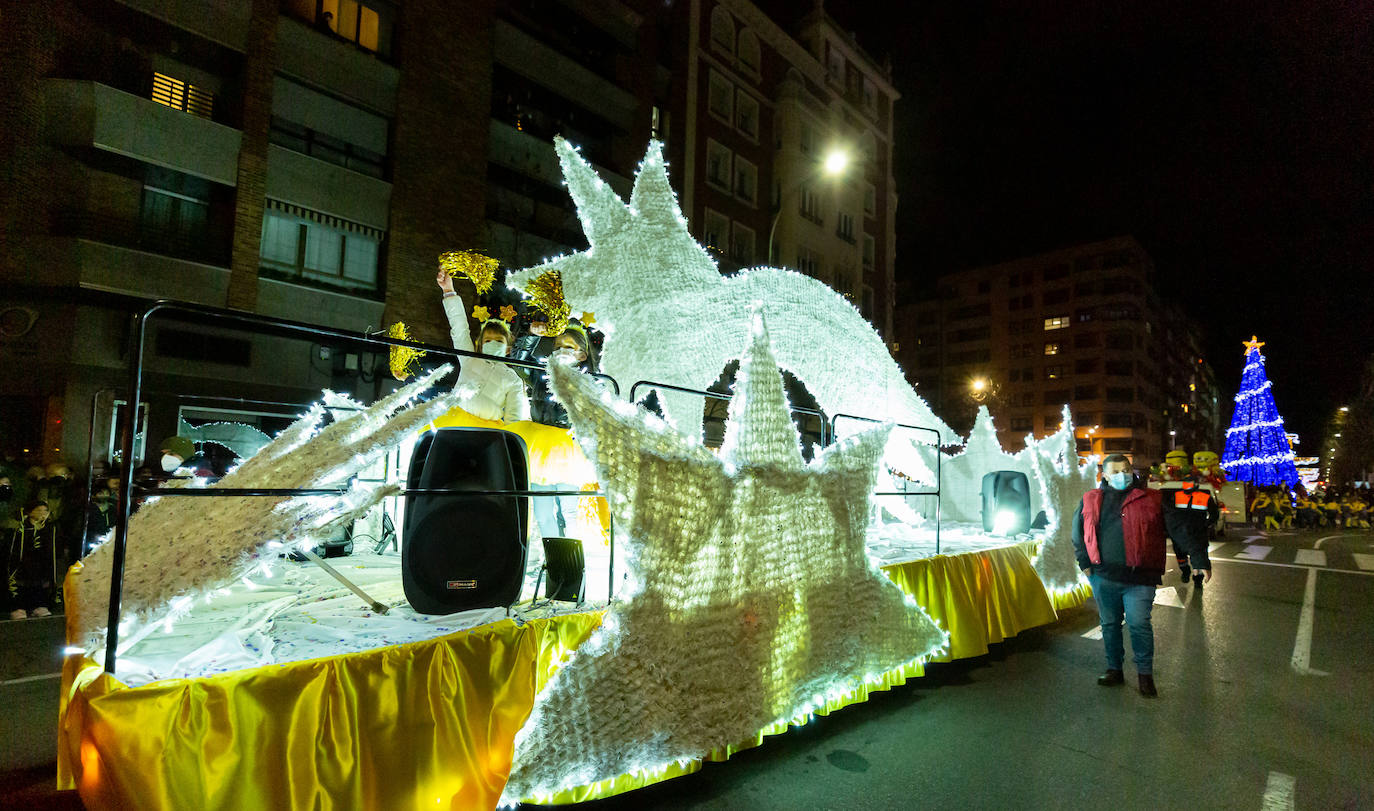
[830,413,943,554]
[628,379,831,448]
[102,299,620,674]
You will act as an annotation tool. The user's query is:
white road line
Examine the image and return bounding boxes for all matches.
[1294,549,1327,567]
[1212,557,1374,577]
[1081,626,1103,640]
[0,672,62,687]
[1244,534,1268,544]
[1153,588,1185,608]
[1209,542,1224,553]
[1290,568,1329,676]
[1237,544,1273,560]
[1261,771,1295,811]
[1353,553,1374,572]
[1315,535,1343,548]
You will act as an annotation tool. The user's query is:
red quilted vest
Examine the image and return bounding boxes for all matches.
[1081,486,1167,569]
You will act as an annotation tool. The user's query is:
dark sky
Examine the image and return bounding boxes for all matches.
[822,0,1374,445]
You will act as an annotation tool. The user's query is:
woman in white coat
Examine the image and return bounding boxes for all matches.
[436,268,530,422]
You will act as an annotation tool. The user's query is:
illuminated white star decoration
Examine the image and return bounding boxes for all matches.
[931,406,1041,525]
[1023,406,1098,594]
[506,138,950,479]
[501,317,947,803]
[68,366,460,649]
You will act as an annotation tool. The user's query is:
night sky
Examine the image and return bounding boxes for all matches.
[822,0,1373,446]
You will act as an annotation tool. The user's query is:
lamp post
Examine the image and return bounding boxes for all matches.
[767,148,850,266]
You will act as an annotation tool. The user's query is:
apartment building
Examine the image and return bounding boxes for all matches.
[894,237,1222,464]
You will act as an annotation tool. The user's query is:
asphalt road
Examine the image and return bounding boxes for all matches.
[5,526,1371,810]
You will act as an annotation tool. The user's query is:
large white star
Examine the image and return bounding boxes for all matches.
[932,405,1041,525]
[506,138,953,473]
[1024,406,1098,593]
[501,317,947,802]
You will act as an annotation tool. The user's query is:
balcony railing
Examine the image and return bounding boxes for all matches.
[53,211,230,266]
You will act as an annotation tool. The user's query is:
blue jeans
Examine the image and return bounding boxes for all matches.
[1089,573,1156,675]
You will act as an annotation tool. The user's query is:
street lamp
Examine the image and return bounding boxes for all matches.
[767,147,851,265]
[1169,429,1176,450]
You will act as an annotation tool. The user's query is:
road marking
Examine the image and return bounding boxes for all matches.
[1315,535,1343,548]
[1212,557,1374,577]
[0,672,62,687]
[1237,544,1272,560]
[1244,534,1267,544]
[1153,588,1185,607]
[1209,542,1224,553]
[1290,568,1329,676]
[1353,553,1374,571]
[1261,771,1295,810]
[1294,549,1327,566]
[1081,626,1103,640]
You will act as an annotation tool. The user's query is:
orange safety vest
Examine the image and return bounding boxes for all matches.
[1173,488,1211,511]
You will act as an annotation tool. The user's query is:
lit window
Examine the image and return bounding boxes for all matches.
[259,204,381,291]
[1044,342,1060,355]
[1044,315,1070,330]
[151,72,213,119]
[322,0,381,52]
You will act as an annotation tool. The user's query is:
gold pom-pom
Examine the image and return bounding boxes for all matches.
[526,270,571,335]
[387,322,426,381]
[438,250,498,294]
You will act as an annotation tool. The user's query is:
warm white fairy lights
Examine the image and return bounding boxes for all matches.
[500,318,946,803]
[504,138,953,464]
[68,365,460,648]
[933,406,1041,525]
[1023,406,1098,592]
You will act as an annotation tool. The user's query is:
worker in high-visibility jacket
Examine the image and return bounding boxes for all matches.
[1163,478,1219,588]
[1250,490,1281,531]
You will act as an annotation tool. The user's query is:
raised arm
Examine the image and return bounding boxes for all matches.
[437,268,474,354]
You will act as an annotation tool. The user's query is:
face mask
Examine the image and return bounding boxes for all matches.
[550,347,583,365]
[481,340,507,357]
[0,485,11,501]
[1106,471,1133,490]
[161,454,183,473]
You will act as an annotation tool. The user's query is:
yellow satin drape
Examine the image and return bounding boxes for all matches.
[58,543,1069,809]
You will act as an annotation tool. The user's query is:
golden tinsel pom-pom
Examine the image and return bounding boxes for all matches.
[387,321,426,381]
[526,270,571,335]
[499,304,518,323]
[438,250,498,294]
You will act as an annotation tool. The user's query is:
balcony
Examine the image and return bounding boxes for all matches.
[43,79,241,186]
[58,236,231,306]
[265,145,392,230]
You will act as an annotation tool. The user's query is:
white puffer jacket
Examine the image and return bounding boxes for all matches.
[442,294,530,422]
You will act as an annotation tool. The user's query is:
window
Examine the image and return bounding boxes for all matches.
[650,105,668,142]
[737,29,760,75]
[322,0,382,52]
[1045,365,1066,380]
[270,78,389,177]
[864,183,877,216]
[1044,342,1060,356]
[795,245,820,277]
[1010,342,1033,359]
[1074,331,1100,349]
[800,120,817,155]
[141,185,209,250]
[1043,415,1062,432]
[951,302,991,320]
[862,233,875,272]
[1043,389,1071,405]
[1105,331,1135,350]
[702,208,729,256]
[269,116,386,178]
[1044,263,1070,280]
[734,156,757,204]
[1044,315,1070,330]
[1010,416,1032,431]
[706,139,732,190]
[1105,360,1134,376]
[951,325,990,343]
[836,212,854,242]
[710,5,735,53]
[862,285,875,319]
[151,72,214,119]
[799,183,821,223]
[1103,305,1137,320]
[862,77,878,116]
[1043,288,1070,305]
[1013,392,1035,407]
[1074,358,1100,374]
[1104,412,1135,428]
[1104,438,1135,453]
[1074,385,1098,401]
[730,222,755,264]
[826,42,844,83]
[1074,281,1099,297]
[259,202,382,291]
[708,70,733,122]
[735,91,759,139]
[1075,308,1095,323]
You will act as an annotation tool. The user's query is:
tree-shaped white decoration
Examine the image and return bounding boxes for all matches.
[506,138,951,477]
[68,366,460,647]
[931,406,1041,524]
[1023,406,1098,594]
[501,317,947,803]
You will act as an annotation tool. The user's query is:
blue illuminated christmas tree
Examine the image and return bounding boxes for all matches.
[1222,336,1299,486]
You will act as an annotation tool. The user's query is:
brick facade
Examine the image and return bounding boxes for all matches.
[225,0,279,312]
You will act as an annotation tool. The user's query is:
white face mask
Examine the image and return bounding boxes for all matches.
[1106,471,1133,490]
[481,340,507,357]
[550,347,581,365]
[161,454,183,473]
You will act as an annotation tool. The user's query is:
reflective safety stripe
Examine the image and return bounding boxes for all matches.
[1173,489,1211,510]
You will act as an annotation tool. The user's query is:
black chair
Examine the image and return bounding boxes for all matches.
[532,536,586,604]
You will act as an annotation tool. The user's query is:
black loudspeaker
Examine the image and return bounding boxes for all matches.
[402,428,530,614]
[981,470,1032,536]
[289,522,354,561]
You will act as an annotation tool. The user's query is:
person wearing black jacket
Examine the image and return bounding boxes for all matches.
[1161,477,1219,588]
[7,500,65,619]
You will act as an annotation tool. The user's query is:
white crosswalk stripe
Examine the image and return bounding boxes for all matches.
[1294,549,1327,566]
[1237,544,1272,560]
[1153,588,1185,607]
[1353,553,1374,572]
[1081,626,1103,640]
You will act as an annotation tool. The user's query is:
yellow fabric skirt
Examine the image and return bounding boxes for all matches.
[59,543,1068,809]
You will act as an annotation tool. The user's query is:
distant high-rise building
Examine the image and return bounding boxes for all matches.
[894,236,1222,465]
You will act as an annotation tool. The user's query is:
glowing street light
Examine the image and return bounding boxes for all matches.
[767,147,852,265]
[823,149,849,176]
[970,377,987,394]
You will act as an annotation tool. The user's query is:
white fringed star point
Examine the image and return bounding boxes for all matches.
[501,316,947,802]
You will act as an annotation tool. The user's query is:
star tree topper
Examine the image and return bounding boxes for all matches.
[501,316,947,802]
[505,138,952,476]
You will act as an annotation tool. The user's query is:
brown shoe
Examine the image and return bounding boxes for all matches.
[1138,674,1157,697]
[1097,669,1124,686]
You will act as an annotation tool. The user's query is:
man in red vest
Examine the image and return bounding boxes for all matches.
[1072,453,1167,697]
